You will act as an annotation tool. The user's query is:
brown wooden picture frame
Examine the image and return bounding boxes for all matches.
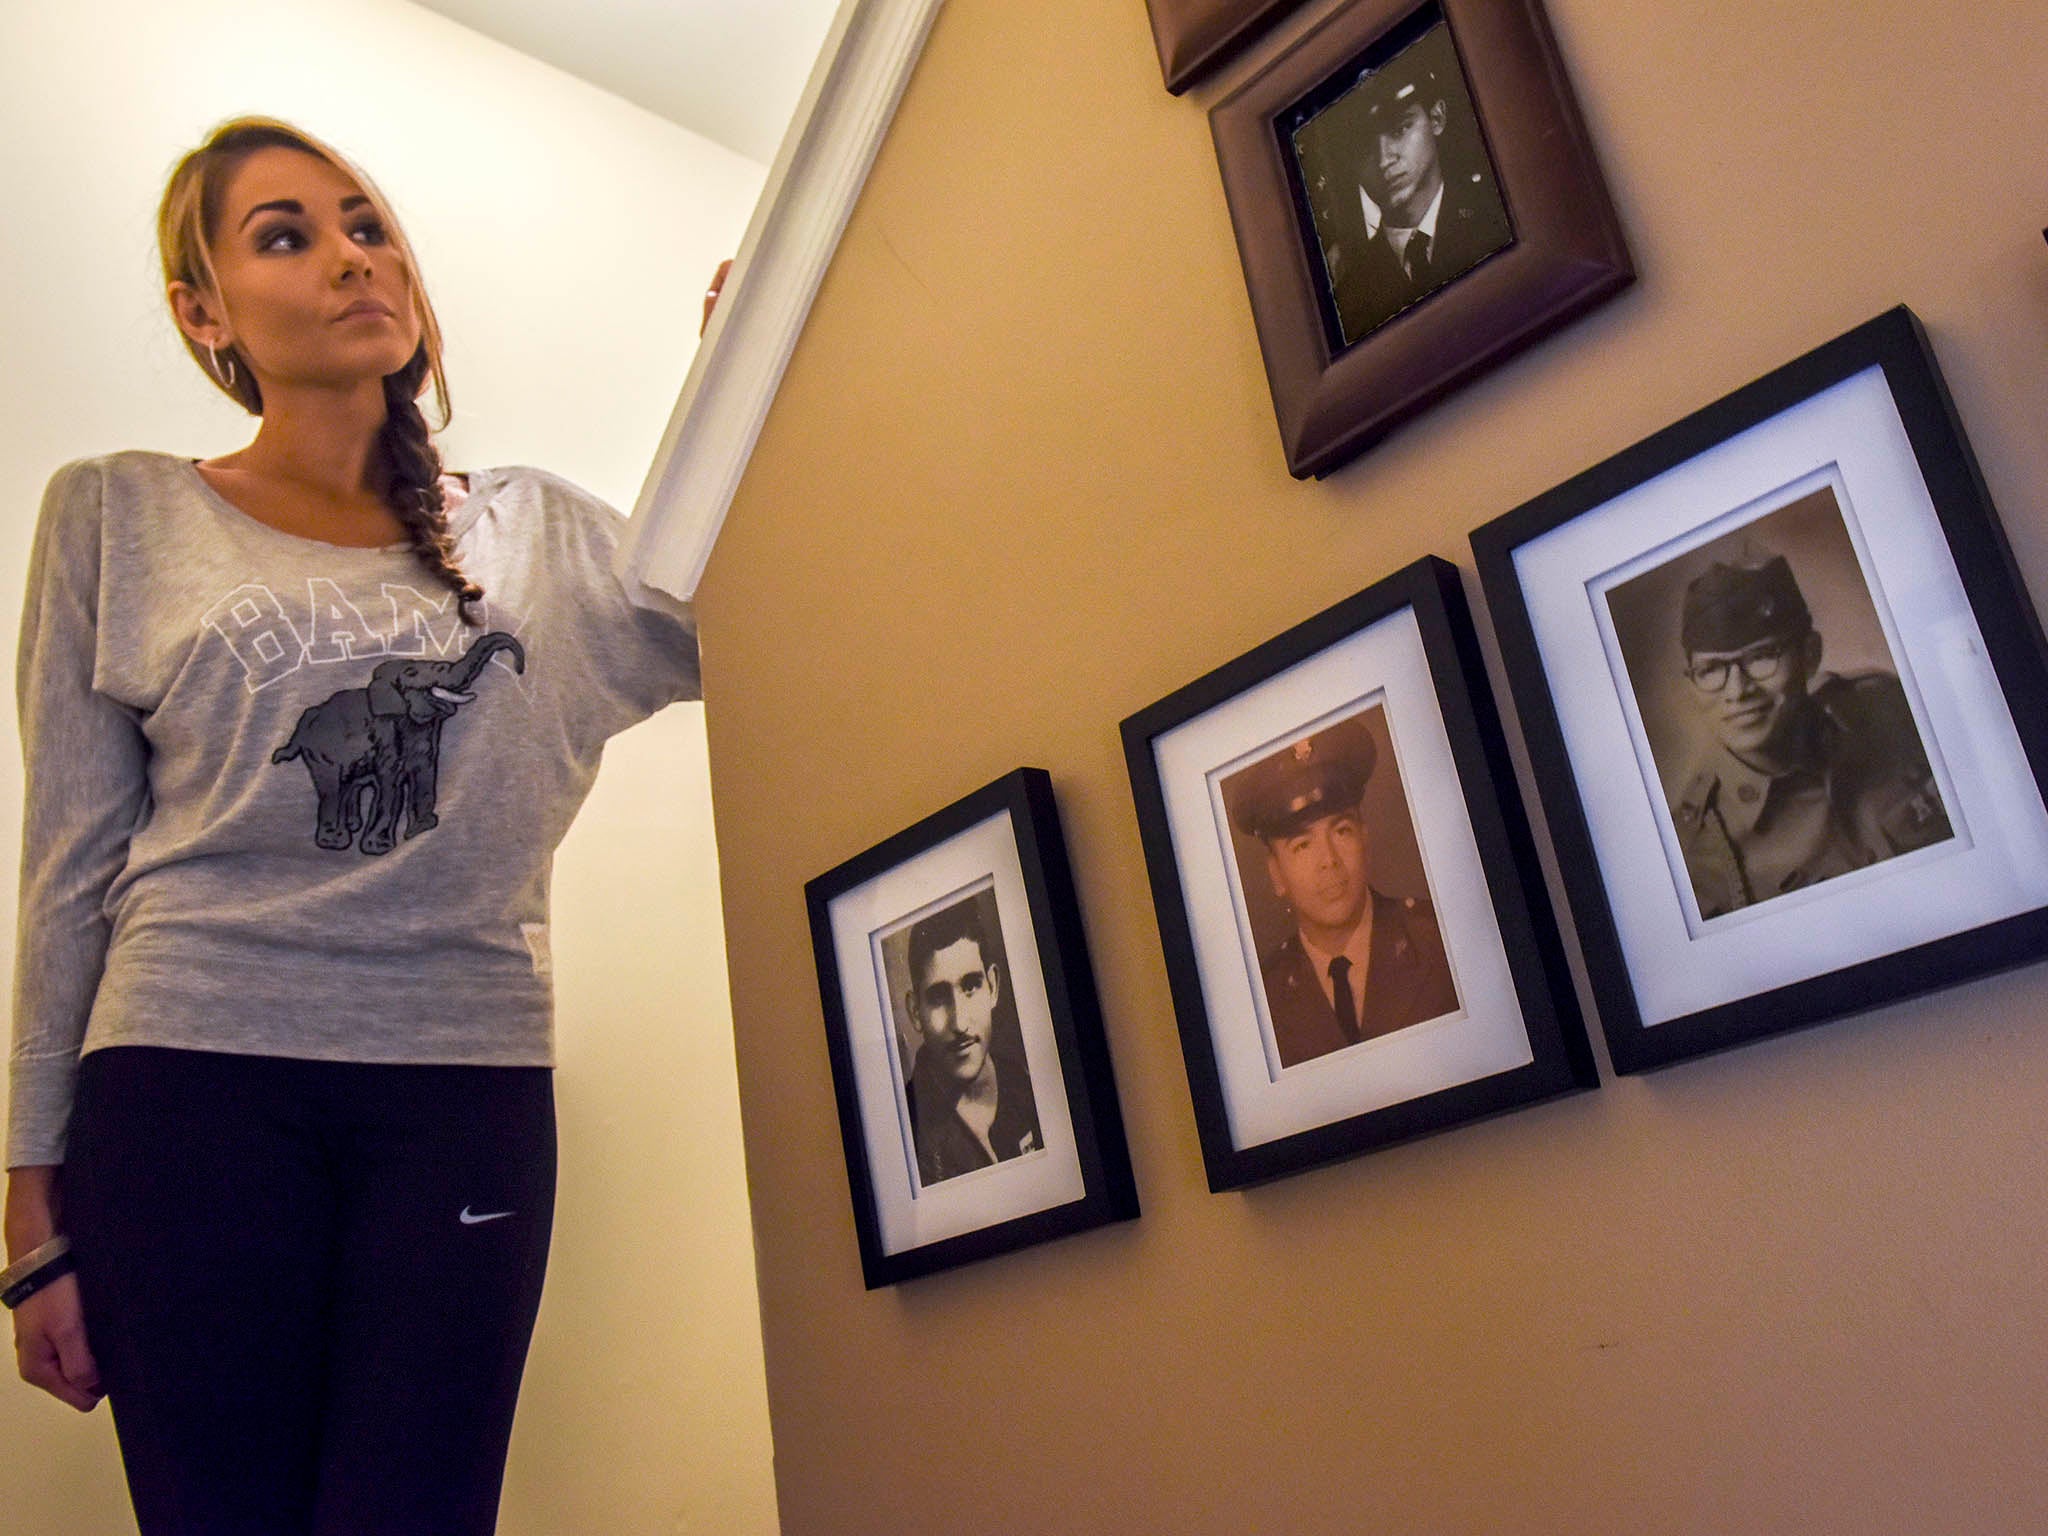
[1211,0,1631,478]
[1145,0,1309,93]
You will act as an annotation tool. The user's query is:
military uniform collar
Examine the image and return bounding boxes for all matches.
[1685,701,1822,830]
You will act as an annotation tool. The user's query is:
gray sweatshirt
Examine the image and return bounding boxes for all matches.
[8,452,701,1166]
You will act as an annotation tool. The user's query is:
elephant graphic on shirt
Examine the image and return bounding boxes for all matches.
[272,631,526,855]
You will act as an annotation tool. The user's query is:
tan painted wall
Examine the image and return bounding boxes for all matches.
[700,0,2048,1530]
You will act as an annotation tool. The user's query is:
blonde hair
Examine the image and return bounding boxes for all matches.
[157,117,481,623]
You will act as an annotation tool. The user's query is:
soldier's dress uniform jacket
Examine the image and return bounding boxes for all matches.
[1672,670,1952,918]
[1326,171,1511,343]
[1261,889,1461,1069]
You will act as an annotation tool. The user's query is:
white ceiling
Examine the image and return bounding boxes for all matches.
[408,0,845,166]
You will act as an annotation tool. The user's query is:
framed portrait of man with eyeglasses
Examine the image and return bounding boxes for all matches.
[1603,483,1954,925]
[1473,308,2048,1074]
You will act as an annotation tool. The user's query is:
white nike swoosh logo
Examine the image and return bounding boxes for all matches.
[459,1207,514,1225]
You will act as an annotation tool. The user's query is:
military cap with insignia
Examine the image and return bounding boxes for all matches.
[1680,554,1813,654]
[1356,49,1442,129]
[1230,715,1377,842]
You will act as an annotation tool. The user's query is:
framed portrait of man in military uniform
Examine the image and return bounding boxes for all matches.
[805,769,1138,1287]
[1209,0,1632,477]
[1122,558,1594,1191]
[1217,706,1463,1073]
[1473,307,2048,1075]
[1284,6,1512,350]
[1604,481,1956,929]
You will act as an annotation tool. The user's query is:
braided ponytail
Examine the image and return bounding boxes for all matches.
[378,348,483,627]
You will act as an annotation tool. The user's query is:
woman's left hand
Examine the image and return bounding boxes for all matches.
[13,1272,102,1411]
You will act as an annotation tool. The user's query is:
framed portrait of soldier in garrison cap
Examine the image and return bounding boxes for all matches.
[1123,558,1594,1191]
[1604,484,1956,930]
[1473,306,2048,1075]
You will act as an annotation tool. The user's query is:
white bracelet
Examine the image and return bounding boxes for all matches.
[0,1234,74,1309]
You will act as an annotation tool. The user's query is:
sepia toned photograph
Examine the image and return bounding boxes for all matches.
[1216,703,1459,1071]
[878,884,1044,1188]
[1122,557,1594,1189]
[1604,482,1954,922]
[1286,4,1512,349]
[1472,307,2048,1074]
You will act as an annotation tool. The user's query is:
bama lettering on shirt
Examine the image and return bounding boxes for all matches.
[200,579,526,693]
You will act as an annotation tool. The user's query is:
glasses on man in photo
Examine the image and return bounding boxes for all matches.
[1684,639,1793,693]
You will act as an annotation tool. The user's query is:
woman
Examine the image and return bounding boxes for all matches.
[1,118,701,1533]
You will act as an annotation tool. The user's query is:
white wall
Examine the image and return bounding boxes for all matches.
[0,2,779,1532]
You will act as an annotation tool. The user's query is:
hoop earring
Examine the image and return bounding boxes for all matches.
[207,343,236,389]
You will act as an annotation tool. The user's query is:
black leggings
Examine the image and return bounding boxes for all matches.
[64,1047,556,1536]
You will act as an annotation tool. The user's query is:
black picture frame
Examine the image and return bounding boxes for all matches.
[805,768,1138,1286]
[1210,0,1631,478]
[1471,306,2048,1073]
[1121,557,1594,1190]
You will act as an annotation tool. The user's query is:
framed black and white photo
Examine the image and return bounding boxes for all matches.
[1471,306,2048,1073]
[1210,0,1630,477]
[1283,5,1511,351]
[1122,558,1594,1190]
[805,769,1138,1286]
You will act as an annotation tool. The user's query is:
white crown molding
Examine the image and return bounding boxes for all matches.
[620,0,947,601]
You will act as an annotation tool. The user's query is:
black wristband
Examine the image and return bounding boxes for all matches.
[1,1249,76,1310]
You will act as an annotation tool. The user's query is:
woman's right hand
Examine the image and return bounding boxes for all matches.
[7,1164,102,1411]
